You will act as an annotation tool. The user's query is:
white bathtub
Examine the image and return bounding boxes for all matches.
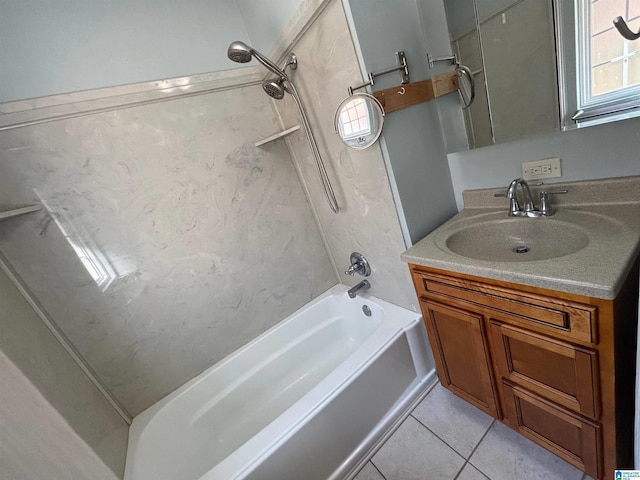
[124,284,434,480]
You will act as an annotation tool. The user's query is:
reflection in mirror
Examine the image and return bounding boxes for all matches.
[574,0,640,124]
[444,0,560,149]
[442,0,640,153]
[334,93,385,149]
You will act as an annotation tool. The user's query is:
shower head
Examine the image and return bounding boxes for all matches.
[262,78,286,100]
[227,41,290,81]
[227,41,253,63]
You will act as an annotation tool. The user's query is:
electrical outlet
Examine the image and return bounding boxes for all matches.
[522,157,562,181]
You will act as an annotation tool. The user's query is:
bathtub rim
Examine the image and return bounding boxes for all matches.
[124,284,423,480]
[340,370,438,480]
[222,315,421,480]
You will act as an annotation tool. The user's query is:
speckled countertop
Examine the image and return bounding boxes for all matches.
[401,176,640,299]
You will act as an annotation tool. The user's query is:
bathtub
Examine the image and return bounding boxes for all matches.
[124,284,434,480]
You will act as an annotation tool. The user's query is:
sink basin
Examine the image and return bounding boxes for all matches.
[442,218,590,262]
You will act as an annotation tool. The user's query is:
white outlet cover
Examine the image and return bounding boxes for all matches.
[522,157,562,180]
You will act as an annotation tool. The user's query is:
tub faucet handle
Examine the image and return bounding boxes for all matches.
[344,252,371,277]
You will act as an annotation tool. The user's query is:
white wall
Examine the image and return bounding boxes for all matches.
[0,0,250,102]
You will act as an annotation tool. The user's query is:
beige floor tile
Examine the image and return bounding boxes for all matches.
[372,416,464,480]
[456,463,490,480]
[411,384,493,458]
[469,422,583,480]
[353,462,385,480]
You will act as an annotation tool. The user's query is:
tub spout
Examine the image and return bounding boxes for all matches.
[348,280,371,298]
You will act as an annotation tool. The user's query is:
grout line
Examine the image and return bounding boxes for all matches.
[465,419,497,479]
[408,382,495,480]
[369,460,387,480]
[453,419,497,480]
[407,413,480,480]
[408,414,468,480]
[452,461,466,480]
[409,413,467,462]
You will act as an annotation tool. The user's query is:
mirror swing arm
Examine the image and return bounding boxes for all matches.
[347,51,410,96]
[334,51,411,149]
[335,51,471,149]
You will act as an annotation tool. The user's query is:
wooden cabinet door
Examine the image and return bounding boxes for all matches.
[489,321,599,419]
[421,299,498,417]
[501,381,601,479]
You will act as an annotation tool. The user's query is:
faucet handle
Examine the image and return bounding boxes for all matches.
[344,252,371,277]
[539,189,568,216]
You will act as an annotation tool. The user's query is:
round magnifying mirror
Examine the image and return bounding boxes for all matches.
[334,93,385,150]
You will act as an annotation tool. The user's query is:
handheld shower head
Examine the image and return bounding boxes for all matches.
[227,41,253,63]
[262,78,286,100]
[227,41,290,81]
[226,41,339,213]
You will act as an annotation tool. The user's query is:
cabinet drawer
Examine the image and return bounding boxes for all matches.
[411,268,597,345]
[490,321,599,419]
[501,381,601,479]
[421,299,499,417]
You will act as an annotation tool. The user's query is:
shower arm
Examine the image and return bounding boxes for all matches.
[286,81,340,214]
[252,49,292,82]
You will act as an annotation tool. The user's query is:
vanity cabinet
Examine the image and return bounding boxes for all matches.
[422,300,499,417]
[410,263,638,480]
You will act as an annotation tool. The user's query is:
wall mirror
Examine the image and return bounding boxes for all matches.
[444,0,560,150]
[442,0,640,153]
[334,93,385,150]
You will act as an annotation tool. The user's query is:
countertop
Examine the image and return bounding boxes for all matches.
[401,176,640,299]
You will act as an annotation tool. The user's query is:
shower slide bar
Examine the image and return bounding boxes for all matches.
[227,41,340,214]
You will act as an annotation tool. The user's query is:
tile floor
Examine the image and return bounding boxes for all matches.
[353,383,594,480]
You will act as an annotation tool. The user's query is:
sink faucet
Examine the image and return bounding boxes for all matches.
[506,178,535,217]
[348,280,371,298]
[501,178,568,217]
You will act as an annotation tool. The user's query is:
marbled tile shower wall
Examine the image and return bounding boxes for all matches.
[274,0,419,311]
[0,81,336,416]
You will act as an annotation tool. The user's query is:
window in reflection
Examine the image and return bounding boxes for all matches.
[36,191,136,292]
[576,0,640,122]
[338,98,371,139]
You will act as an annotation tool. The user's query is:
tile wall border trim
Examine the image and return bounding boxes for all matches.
[0,68,262,131]
[0,0,336,132]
